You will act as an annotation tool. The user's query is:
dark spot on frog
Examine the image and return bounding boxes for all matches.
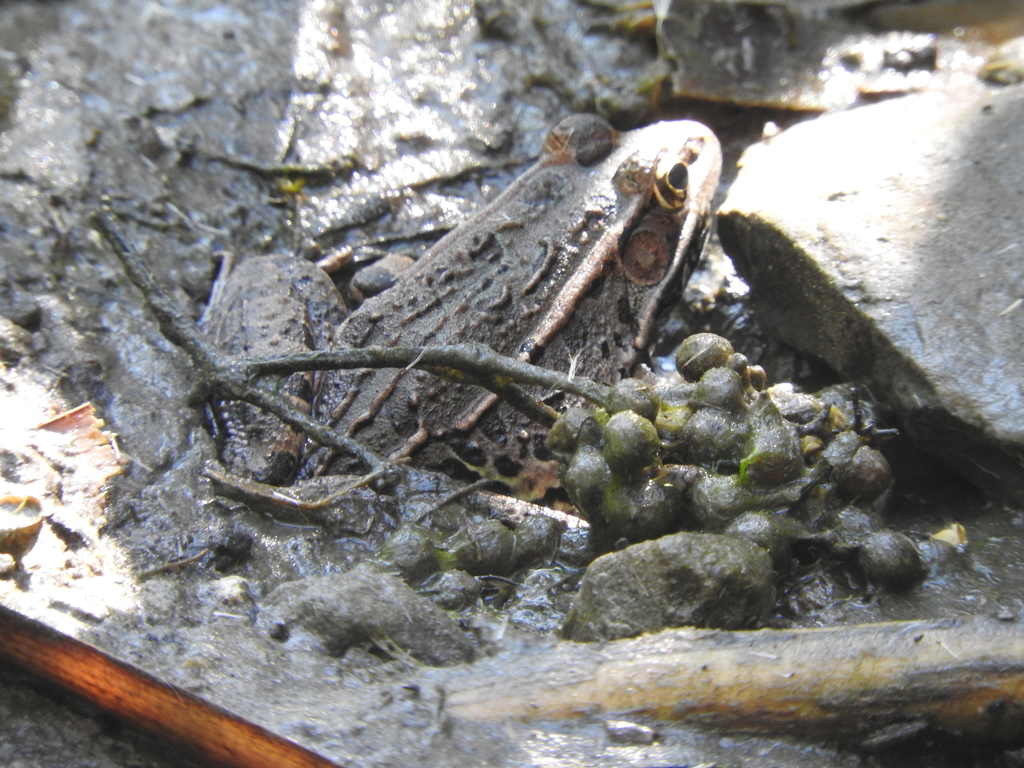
[493,454,523,478]
[435,455,485,485]
[539,485,570,508]
[286,372,314,405]
[454,442,488,468]
[519,338,541,362]
[517,170,568,207]
[541,391,565,411]
[532,435,555,463]
[467,231,495,259]
[259,451,298,486]
[479,416,511,445]
[600,341,610,359]
[616,295,633,326]
[987,699,1007,718]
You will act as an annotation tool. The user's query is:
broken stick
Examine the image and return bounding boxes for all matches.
[440,615,1024,746]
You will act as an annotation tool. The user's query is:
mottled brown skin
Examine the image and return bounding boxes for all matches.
[207,115,722,498]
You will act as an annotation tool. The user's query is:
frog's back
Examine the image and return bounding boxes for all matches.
[303,115,721,497]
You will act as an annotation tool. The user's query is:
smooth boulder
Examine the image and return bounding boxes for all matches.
[719,82,1024,503]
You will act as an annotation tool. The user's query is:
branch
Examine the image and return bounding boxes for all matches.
[248,345,612,426]
[90,208,385,470]
[441,614,1024,747]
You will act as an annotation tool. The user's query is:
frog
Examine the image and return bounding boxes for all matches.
[203,114,722,500]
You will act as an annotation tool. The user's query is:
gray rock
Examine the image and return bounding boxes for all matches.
[561,532,773,641]
[261,568,474,666]
[719,83,1024,503]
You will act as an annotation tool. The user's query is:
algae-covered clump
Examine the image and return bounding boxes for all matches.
[376,507,563,588]
[546,332,895,557]
[541,331,927,636]
[602,411,660,476]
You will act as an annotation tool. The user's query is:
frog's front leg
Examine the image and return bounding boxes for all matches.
[201,255,348,484]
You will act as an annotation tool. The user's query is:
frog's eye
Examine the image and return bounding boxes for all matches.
[654,159,689,210]
[666,163,688,192]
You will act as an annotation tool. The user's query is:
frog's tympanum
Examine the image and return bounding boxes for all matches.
[204,114,722,498]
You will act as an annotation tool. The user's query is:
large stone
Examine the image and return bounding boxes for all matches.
[719,82,1024,502]
[561,532,773,641]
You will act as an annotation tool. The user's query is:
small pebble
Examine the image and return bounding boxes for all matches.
[605,719,657,745]
[859,530,926,590]
[210,575,253,606]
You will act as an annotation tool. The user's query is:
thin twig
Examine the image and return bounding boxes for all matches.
[411,478,500,524]
[137,549,210,579]
[249,345,612,414]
